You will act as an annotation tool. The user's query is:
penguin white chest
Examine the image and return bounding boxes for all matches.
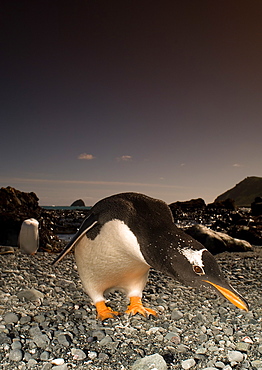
[74,219,150,303]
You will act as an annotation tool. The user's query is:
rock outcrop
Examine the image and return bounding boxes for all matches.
[0,186,60,251]
[70,199,85,207]
[215,176,262,206]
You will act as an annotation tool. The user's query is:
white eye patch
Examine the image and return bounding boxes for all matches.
[179,248,207,268]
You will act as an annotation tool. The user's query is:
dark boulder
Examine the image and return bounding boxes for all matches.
[0,186,59,250]
[207,198,235,211]
[251,197,262,216]
[0,186,40,212]
[185,224,253,254]
[169,198,206,211]
[0,187,41,246]
[70,199,85,207]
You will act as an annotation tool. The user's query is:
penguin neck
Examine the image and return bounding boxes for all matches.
[140,233,179,277]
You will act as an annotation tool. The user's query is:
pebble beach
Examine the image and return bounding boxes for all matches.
[0,248,261,370]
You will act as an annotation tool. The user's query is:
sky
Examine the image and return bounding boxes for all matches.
[1,0,262,206]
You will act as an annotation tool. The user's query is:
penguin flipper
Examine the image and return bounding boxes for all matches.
[52,213,98,265]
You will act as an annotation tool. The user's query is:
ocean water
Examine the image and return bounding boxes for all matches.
[57,233,74,242]
[42,206,91,210]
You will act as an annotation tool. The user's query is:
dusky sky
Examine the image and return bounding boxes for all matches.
[1,1,262,206]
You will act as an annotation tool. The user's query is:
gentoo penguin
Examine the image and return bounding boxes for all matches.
[18,218,39,255]
[52,192,248,320]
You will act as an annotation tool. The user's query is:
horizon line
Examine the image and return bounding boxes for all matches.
[1,176,191,190]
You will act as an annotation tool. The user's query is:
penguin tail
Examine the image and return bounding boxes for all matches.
[51,213,98,265]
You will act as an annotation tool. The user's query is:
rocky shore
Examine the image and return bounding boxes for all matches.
[1,187,262,369]
[0,248,262,370]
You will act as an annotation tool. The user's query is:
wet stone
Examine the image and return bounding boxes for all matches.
[9,348,23,362]
[227,350,244,363]
[34,314,46,323]
[99,335,113,346]
[11,340,22,350]
[251,360,262,368]
[171,309,183,320]
[235,342,250,352]
[215,361,225,368]
[51,365,68,370]
[20,315,31,324]
[181,358,196,369]
[164,332,181,344]
[40,351,50,361]
[71,348,86,360]
[57,334,71,347]
[4,312,19,324]
[131,353,167,370]
[17,288,44,302]
[27,358,38,367]
[33,334,50,349]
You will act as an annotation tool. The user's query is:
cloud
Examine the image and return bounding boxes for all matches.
[78,153,95,160]
[117,155,132,162]
[232,163,241,167]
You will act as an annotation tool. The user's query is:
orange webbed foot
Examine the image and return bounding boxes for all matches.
[95,301,120,321]
[125,296,157,317]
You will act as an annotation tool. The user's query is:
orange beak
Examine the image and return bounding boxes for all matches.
[203,280,248,311]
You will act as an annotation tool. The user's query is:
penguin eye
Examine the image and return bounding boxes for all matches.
[193,265,204,275]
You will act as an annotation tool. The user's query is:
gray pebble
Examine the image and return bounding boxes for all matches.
[176,344,189,353]
[27,358,38,367]
[164,331,180,344]
[17,288,44,302]
[9,348,23,361]
[51,365,68,370]
[11,340,22,349]
[215,361,225,368]
[227,350,244,362]
[171,309,183,320]
[251,360,262,368]
[0,333,11,345]
[98,352,110,361]
[20,315,31,324]
[4,312,19,324]
[224,327,234,336]
[40,351,50,361]
[33,334,50,348]
[23,352,32,361]
[57,334,71,347]
[235,342,250,352]
[42,364,52,370]
[92,329,106,340]
[199,333,208,342]
[34,314,46,323]
[181,358,196,369]
[131,353,167,370]
[29,325,42,337]
[195,346,207,354]
[71,348,86,360]
[88,351,97,359]
[99,335,113,346]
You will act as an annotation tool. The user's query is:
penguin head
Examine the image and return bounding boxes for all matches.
[167,245,249,311]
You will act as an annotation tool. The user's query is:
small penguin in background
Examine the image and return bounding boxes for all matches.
[18,218,39,255]
[52,192,248,320]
